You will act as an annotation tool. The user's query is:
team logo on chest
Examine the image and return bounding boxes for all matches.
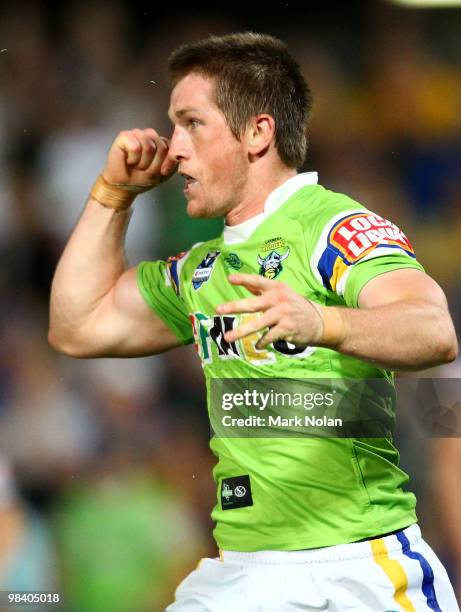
[258,237,290,279]
[223,253,243,270]
[192,250,220,290]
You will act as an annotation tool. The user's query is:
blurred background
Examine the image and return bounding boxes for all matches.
[0,0,460,609]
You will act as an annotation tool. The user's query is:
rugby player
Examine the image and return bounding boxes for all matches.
[48,32,459,610]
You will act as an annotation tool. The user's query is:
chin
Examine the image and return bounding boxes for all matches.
[186,198,224,219]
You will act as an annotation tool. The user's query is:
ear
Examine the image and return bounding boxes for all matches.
[246,114,275,158]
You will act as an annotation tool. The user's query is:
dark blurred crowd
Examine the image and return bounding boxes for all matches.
[0,1,460,610]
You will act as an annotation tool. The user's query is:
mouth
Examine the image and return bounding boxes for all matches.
[180,172,199,193]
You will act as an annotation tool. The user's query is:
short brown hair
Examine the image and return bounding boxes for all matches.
[167,32,312,169]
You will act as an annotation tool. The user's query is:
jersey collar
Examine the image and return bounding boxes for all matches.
[223,171,318,245]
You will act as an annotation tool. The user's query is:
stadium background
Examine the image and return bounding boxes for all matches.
[0,0,460,609]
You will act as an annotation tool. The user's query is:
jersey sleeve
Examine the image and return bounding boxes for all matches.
[310,209,425,307]
[137,258,194,344]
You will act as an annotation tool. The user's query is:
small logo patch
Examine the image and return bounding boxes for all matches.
[221,475,253,510]
[192,250,220,290]
[223,253,243,270]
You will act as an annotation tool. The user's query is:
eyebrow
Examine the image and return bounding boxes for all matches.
[168,107,200,121]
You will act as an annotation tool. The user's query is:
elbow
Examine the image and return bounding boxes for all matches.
[439,333,459,365]
[48,328,64,353]
[433,314,459,365]
[426,305,458,366]
[47,328,89,359]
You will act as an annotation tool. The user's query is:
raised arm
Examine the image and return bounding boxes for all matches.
[48,128,181,358]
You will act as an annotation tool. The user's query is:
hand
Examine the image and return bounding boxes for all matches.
[102,128,177,190]
[216,274,324,349]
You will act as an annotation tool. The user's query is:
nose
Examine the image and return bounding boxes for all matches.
[167,126,189,163]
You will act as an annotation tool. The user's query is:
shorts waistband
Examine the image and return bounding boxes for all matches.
[221,523,420,564]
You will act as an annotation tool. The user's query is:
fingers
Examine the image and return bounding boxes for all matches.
[115,131,144,165]
[218,276,322,348]
[216,294,271,315]
[227,273,279,295]
[103,128,176,188]
[134,129,160,170]
[218,274,286,313]
[127,129,162,171]
[115,128,171,173]
[219,275,287,342]
[224,309,280,342]
[115,129,155,167]
[159,137,178,177]
[256,325,290,349]
[142,132,177,179]
[160,153,178,177]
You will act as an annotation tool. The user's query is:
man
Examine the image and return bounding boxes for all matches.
[49,32,459,611]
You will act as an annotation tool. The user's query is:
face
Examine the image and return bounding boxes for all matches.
[168,73,249,219]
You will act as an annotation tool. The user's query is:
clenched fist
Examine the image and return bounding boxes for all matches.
[102,128,178,191]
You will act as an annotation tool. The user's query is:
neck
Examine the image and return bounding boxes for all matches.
[225,165,297,226]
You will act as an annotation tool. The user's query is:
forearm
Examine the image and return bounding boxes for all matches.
[321,300,458,370]
[49,197,132,344]
[49,128,177,356]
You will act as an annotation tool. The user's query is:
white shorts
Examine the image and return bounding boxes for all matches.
[165,524,459,611]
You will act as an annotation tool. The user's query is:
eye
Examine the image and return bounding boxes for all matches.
[187,118,201,129]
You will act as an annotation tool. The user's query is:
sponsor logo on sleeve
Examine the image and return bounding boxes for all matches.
[316,212,415,293]
[329,213,414,261]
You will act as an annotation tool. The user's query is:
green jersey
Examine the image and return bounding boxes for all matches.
[137,172,424,552]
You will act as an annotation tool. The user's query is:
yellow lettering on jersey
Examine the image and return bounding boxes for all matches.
[239,314,276,365]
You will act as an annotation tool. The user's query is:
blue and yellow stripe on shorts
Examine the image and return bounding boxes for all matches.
[371,530,442,611]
